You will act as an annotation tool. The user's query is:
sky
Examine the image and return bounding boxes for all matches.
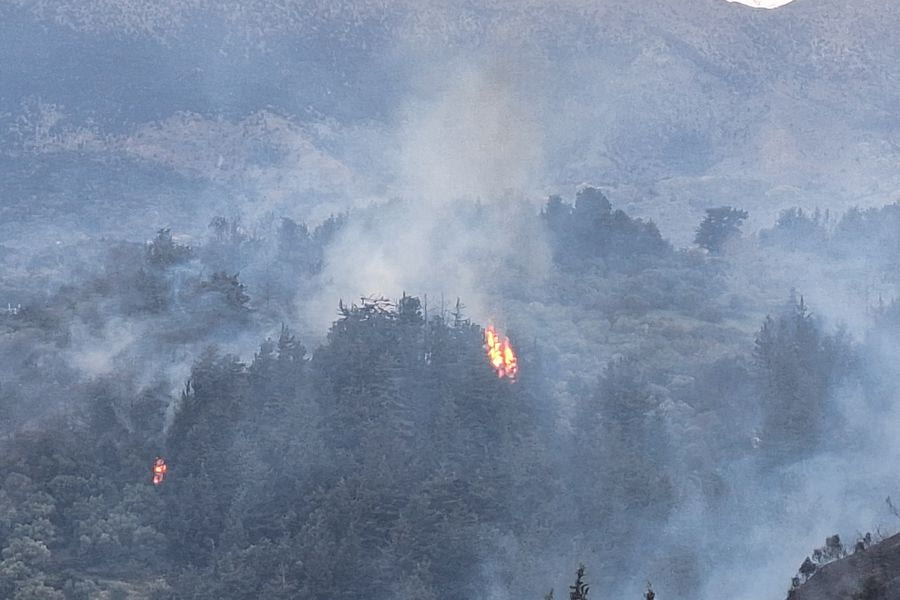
[727,0,796,8]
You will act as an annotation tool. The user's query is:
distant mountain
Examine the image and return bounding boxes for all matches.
[4,0,900,244]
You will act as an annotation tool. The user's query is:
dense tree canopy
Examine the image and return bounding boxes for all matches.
[694,206,748,253]
[0,197,884,599]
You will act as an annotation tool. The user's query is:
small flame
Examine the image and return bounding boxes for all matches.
[152,457,167,486]
[484,325,518,379]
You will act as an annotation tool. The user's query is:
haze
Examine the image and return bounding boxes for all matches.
[0,2,898,600]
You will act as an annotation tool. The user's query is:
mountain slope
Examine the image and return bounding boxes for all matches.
[794,533,900,600]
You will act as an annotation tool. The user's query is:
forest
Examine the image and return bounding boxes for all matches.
[1,187,898,599]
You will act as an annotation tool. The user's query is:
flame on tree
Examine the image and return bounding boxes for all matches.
[484,325,518,379]
[152,457,167,486]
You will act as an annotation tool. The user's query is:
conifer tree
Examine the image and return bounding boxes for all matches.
[569,565,589,600]
[694,206,748,253]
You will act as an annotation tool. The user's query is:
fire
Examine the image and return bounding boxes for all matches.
[484,325,518,379]
[152,457,167,486]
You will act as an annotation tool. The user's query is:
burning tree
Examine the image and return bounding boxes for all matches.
[152,457,167,486]
[484,325,518,379]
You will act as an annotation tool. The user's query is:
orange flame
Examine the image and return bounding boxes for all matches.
[484,325,518,379]
[152,457,167,486]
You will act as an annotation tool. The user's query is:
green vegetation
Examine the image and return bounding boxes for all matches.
[0,191,894,598]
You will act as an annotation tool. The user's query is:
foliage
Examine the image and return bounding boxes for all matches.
[0,196,883,599]
[542,187,670,271]
[569,565,589,600]
[694,206,748,253]
[753,295,855,459]
[759,208,831,252]
[147,229,193,268]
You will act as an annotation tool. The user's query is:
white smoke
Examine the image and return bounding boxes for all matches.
[298,59,552,331]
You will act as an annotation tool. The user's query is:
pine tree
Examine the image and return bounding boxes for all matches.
[694,206,748,253]
[569,565,589,600]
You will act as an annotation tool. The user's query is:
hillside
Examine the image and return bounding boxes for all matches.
[793,533,900,600]
[5,2,900,598]
[4,0,900,245]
